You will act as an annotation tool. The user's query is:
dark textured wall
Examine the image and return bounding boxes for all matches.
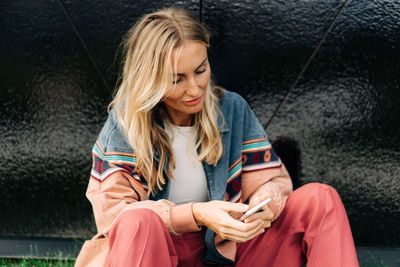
[1,0,399,247]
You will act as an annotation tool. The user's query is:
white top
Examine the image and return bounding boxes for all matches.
[166,124,209,205]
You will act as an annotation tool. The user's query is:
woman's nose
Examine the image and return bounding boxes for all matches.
[186,78,201,96]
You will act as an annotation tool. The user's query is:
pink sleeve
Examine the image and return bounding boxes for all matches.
[241,164,293,220]
[86,171,200,236]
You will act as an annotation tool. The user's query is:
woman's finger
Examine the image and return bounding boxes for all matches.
[217,214,263,233]
[244,207,274,223]
[263,220,272,228]
[193,201,260,234]
[217,219,264,239]
[221,227,266,243]
[217,201,249,213]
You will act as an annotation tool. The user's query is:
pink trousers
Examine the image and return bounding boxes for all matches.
[105,183,359,267]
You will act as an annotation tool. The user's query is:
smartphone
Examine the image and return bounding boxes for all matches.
[239,198,272,221]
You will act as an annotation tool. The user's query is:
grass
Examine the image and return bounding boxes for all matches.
[0,250,390,267]
[0,241,80,266]
[0,258,390,267]
[358,250,390,267]
[0,258,75,267]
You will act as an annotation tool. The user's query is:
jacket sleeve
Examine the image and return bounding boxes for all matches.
[86,141,201,237]
[239,103,293,221]
[241,162,292,221]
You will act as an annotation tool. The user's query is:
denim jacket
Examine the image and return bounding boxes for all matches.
[75,90,292,266]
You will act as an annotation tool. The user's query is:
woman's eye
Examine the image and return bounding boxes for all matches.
[196,68,206,75]
[173,77,183,84]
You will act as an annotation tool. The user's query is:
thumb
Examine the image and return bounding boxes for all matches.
[218,201,249,213]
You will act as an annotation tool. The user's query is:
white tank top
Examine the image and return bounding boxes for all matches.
[166,124,209,205]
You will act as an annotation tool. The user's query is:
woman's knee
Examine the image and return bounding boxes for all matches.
[110,208,164,235]
[286,182,343,217]
[106,209,176,266]
[293,182,339,201]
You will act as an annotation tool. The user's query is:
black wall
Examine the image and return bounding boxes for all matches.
[1,0,399,247]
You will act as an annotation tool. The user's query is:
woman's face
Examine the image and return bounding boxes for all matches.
[163,41,211,126]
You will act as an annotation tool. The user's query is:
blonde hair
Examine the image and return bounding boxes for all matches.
[109,8,223,195]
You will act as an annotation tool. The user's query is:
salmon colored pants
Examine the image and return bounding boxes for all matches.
[105,183,359,267]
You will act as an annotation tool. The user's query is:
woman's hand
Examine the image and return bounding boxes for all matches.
[192,201,265,243]
[243,194,276,228]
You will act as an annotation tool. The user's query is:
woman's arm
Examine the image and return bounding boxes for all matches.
[87,171,203,236]
[241,163,293,226]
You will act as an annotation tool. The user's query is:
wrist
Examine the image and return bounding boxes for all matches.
[192,202,204,227]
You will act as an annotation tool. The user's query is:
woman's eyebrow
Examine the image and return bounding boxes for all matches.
[175,58,208,76]
[195,58,208,70]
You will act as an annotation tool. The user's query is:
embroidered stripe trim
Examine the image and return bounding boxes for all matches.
[242,139,271,152]
[93,142,137,165]
[242,160,282,172]
[91,166,142,182]
[227,161,242,183]
[242,137,268,144]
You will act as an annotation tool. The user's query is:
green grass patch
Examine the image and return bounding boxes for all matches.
[0,258,75,267]
[0,251,390,267]
[358,250,390,267]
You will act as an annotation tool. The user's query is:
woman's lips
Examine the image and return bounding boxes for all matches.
[184,96,202,106]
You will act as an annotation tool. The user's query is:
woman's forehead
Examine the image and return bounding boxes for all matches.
[171,41,208,73]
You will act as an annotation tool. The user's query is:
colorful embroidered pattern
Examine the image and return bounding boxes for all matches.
[226,137,281,202]
[90,142,141,183]
[242,137,271,152]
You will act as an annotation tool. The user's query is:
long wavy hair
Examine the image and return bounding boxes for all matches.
[109,8,223,195]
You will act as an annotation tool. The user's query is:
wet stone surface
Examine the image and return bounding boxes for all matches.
[1,0,399,246]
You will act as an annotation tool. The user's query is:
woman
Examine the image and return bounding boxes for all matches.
[75,8,359,267]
